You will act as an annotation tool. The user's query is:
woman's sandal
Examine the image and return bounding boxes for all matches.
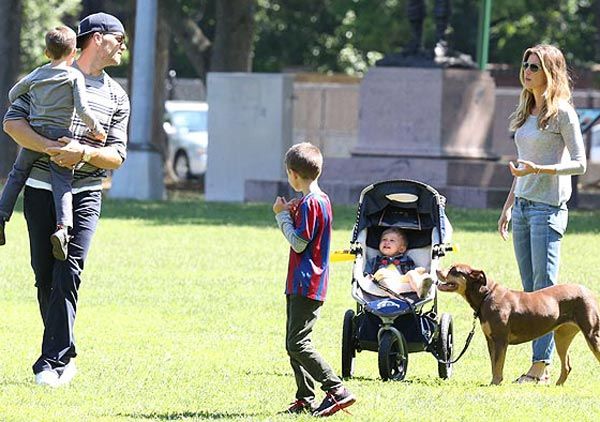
[514,373,550,385]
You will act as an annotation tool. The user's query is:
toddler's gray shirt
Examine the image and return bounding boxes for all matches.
[8,63,102,135]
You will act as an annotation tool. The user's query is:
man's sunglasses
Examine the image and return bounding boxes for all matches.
[522,62,541,73]
[102,32,126,45]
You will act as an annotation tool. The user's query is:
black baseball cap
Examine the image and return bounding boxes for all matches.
[76,12,125,48]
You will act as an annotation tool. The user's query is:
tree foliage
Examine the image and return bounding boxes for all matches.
[489,0,598,66]
[20,0,81,72]
[251,0,600,75]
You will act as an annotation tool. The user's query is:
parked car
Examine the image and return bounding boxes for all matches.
[163,100,208,180]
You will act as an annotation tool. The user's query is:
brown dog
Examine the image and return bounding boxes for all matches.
[436,264,600,385]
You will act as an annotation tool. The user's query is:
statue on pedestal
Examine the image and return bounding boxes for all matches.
[377,0,476,68]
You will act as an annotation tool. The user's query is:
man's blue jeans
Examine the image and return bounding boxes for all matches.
[512,197,568,364]
[24,186,101,375]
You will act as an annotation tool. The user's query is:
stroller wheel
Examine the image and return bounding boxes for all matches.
[378,330,408,381]
[341,309,356,378]
[437,313,454,379]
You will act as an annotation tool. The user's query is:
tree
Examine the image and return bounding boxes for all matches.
[161,0,213,80]
[20,0,81,71]
[0,0,23,177]
[162,0,257,79]
[211,0,255,71]
[488,0,597,66]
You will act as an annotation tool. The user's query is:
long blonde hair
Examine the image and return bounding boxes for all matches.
[509,44,572,131]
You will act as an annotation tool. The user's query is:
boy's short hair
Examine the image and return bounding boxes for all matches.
[45,26,77,60]
[381,227,408,245]
[285,142,323,180]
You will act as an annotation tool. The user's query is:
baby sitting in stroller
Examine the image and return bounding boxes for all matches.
[364,227,433,299]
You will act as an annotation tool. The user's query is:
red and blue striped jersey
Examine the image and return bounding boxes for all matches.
[286,192,332,301]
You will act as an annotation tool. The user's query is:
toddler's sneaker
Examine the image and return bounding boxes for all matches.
[0,218,5,246]
[282,399,316,414]
[313,386,356,417]
[50,227,70,261]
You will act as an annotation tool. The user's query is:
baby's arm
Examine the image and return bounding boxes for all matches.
[72,72,106,141]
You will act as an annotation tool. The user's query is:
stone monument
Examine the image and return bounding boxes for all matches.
[356,0,495,159]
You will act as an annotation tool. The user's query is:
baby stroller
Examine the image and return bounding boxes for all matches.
[340,180,455,381]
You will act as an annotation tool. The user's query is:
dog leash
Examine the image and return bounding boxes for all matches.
[434,290,492,365]
[371,278,416,310]
[435,315,477,365]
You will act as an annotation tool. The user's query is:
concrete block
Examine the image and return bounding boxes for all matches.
[354,67,495,158]
[293,87,322,132]
[323,86,359,132]
[110,149,165,200]
[205,73,293,202]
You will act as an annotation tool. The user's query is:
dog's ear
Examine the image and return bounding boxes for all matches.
[471,269,487,286]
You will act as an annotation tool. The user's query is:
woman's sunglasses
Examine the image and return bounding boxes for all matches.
[522,62,541,73]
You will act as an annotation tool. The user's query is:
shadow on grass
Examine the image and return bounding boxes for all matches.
[448,207,600,234]
[120,410,259,420]
[12,191,600,233]
[100,197,359,230]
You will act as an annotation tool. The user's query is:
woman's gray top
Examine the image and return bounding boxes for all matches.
[513,102,586,206]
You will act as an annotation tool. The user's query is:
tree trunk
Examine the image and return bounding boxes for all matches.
[162,0,211,80]
[0,0,22,178]
[153,5,174,181]
[594,0,600,62]
[211,0,256,72]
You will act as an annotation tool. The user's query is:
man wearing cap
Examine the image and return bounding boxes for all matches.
[3,12,129,387]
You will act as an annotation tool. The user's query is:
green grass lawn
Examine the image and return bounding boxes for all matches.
[1,193,600,421]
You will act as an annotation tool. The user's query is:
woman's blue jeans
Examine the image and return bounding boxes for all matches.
[512,197,568,364]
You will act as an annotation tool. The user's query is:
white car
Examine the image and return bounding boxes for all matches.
[163,101,208,180]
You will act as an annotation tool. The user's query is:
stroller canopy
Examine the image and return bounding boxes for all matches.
[351,180,450,249]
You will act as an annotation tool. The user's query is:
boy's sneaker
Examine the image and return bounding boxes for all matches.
[282,399,316,414]
[57,361,77,386]
[34,370,60,387]
[50,227,70,261]
[0,218,5,246]
[313,386,356,417]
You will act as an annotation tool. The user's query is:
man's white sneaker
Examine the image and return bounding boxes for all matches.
[34,370,60,387]
[57,361,77,386]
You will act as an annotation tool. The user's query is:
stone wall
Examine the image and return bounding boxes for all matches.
[294,78,600,190]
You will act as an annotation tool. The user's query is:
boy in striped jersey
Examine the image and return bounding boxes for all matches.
[273,142,356,417]
[0,25,106,260]
[3,12,129,387]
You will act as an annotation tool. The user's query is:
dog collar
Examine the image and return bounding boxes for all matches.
[474,289,493,319]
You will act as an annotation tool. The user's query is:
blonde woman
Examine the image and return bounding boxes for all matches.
[498,44,587,384]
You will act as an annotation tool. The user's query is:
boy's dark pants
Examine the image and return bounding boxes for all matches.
[24,186,101,374]
[286,294,342,402]
[0,126,74,228]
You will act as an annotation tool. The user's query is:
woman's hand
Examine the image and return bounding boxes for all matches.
[509,159,539,177]
[498,207,512,241]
